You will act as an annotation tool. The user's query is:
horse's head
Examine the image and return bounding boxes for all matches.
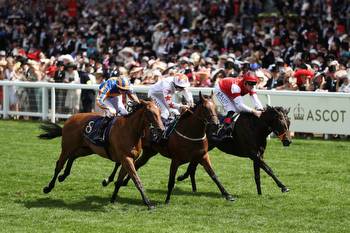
[263,106,292,147]
[195,91,220,127]
[140,99,165,142]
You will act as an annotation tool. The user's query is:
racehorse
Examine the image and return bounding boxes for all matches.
[177,106,292,195]
[103,92,235,203]
[105,106,292,196]
[39,100,164,209]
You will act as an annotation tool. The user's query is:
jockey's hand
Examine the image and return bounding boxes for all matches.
[180,105,190,113]
[106,108,117,118]
[252,109,262,118]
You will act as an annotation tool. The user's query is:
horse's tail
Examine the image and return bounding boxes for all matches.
[38,122,62,139]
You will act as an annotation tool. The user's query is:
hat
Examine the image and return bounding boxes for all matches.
[195,68,210,77]
[311,60,322,67]
[94,68,104,76]
[181,28,190,34]
[224,23,235,29]
[310,49,318,55]
[119,47,135,57]
[0,50,6,56]
[129,66,143,74]
[275,57,284,64]
[65,63,77,69]
[335,70,348,78]
[219,54,228,60]
[58,54,74,63]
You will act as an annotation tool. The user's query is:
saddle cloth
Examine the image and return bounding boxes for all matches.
[83,117,116,147]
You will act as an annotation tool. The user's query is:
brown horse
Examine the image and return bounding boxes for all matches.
[177,106,292,195]
[39,99,164,209]
[103,92,235,203]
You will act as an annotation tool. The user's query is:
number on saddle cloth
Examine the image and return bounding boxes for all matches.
[84,117,115,146]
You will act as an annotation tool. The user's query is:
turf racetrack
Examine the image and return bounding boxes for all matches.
[0,120,349,233]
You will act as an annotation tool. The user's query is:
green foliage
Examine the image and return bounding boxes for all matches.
[0,120,349,233]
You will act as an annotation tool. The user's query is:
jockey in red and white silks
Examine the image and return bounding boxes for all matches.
[96,76,139,118]
[148,73,193,120]
[214,73,263,124]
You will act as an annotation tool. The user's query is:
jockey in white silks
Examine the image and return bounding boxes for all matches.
[148,73,194,125]
[95,76,139,140]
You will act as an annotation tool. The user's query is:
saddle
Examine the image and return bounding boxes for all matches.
[83,117,116,147]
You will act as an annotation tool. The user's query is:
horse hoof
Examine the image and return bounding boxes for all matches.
[148,204,156,210]
[177,175,186,181]
[58,175,65,182]
[102,179,108,187]
[225,194,235,201]
[282,187,290,193]
[43,186,51,194]
[165,199,170,205]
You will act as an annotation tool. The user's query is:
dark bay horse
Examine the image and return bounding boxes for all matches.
[103,92,235,203]
[39,100,164,209]
[177,106,292,195]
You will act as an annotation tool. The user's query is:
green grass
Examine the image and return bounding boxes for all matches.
[0,120,349,233]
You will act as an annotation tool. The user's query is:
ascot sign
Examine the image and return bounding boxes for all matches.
[293,104,346,123]
[253,91,350,135]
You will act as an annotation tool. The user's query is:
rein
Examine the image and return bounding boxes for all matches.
[174,129,206,142]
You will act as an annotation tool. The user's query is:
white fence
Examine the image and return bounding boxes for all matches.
[1,80,350,135]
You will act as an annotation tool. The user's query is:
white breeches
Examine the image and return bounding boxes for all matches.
[149,94,180,119]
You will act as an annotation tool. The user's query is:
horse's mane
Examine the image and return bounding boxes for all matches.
[178,95,211,120]
[125,102,145,117]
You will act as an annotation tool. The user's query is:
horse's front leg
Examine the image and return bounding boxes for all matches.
[177,161,199,192]
[200,154,235,201]
[122,147,157,186]
[253,160,262,195]
[114,156,154,210]
[102,162,120,187]
[258,158,289,193]
[165,160,180,204]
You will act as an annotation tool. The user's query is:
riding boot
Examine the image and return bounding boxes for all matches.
[97,116,111,141]
[210,111,234,142]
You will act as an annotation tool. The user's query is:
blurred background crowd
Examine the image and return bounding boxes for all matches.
[1,0,350,114]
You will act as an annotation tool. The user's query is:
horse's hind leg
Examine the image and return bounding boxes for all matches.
[58,148,92,183]
[43,151,69,193]
[102,162,120,187]
[165,160,180,204]
[258,159,289,193]
[58,157,77,182]
[200,154,235,201]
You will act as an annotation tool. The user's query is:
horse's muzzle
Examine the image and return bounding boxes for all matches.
[282,139,292,147]
[150,127,164,143]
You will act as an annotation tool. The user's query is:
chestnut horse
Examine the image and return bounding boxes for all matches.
[103,92,235,203]
[39,100,164,209]
[177,106,292,195]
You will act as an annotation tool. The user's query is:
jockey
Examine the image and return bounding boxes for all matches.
[148,73,193,126]
[96,76,139,140]
[213,72,264,139]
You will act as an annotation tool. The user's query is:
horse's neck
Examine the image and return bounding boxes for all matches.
[258,114,273,137]
[123,109,145,141]
[177,112,206,137]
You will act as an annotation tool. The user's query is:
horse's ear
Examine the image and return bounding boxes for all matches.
[210,90,214,98]
[285,107,290,114]
[140,99,147,105]
[199,91,205,101]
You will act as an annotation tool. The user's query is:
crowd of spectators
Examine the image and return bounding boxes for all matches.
[1,0,350,114]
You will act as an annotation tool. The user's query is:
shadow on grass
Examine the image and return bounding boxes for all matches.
[147,187,240,199]
[16,194,163,211]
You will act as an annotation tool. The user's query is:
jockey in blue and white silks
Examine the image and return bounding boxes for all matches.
[95,76,139,141]
[96,76,139,118]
